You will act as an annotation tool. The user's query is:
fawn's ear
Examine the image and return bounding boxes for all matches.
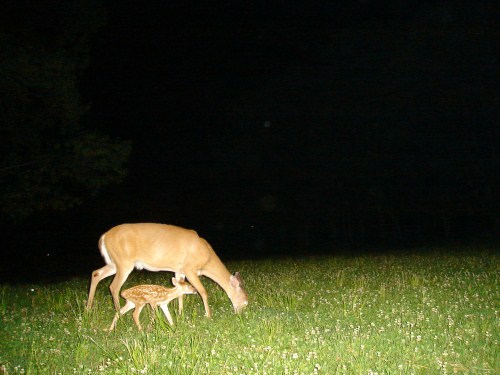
[172,277,179,286]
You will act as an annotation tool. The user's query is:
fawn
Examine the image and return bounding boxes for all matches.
[107,277,197,331]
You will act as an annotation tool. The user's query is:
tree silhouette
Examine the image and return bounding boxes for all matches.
[0,1,131,219]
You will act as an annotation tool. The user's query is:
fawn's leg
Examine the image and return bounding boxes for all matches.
[132,303,146,330]
[159,303,174,326]
[107,300,135,331]
[148,303,158,328]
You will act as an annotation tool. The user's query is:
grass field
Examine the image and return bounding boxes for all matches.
[1,248,498,374]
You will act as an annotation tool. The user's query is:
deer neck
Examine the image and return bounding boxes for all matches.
[203,259,235,300]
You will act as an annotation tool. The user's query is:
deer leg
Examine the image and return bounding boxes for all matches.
[175,273,185,314]
[109,265,133,311]
[177,294,184,315]
[87,264,116,309]
[185,272,211,318]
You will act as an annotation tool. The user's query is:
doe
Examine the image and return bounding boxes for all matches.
[107,278,197,331]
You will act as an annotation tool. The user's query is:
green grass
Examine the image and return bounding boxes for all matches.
[1,248,499,374]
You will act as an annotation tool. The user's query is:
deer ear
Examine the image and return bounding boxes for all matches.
[230,273,243,289]
[234,272,244,285]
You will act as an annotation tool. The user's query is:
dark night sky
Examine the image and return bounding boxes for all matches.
[1,1,498,280]
[83,0,498,231]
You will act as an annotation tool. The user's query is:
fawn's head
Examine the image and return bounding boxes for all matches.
[172,277,197,295]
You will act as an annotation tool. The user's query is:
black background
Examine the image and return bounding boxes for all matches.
[1,1,498,282]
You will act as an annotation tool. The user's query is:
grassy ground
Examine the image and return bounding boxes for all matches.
[1,248,498,374]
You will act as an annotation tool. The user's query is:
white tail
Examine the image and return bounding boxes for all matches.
[107,277,197,331]
[87,223,248,317]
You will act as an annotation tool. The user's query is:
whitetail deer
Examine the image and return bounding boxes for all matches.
[107,277,197,331]
[87,223,248,317]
